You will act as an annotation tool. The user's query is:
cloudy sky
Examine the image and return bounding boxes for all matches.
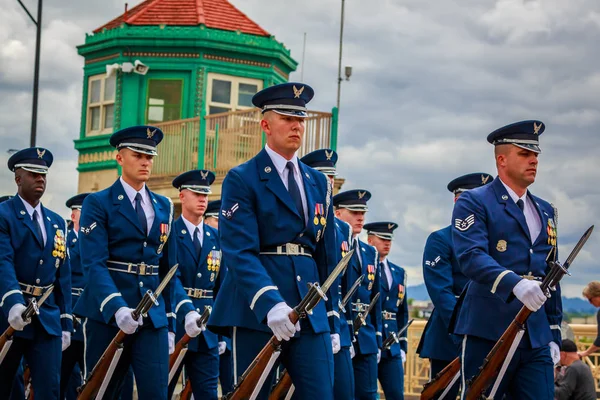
[1,0,599,297]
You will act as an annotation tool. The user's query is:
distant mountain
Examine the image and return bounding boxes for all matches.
[407,284,596,315]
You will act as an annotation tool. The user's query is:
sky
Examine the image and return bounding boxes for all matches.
[0,0,599,297]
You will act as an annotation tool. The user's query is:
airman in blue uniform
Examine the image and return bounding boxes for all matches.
[417,172,493,399]
[204,199,235,394]
[451,121,562,399]
[167,170,222,400]
[333,190,382,400]
[208,83,338,400]
[301,149,355,400]
[61,193,89,400]
[75,126,179,399]
[364,222,408,400]
[0,148,72,399]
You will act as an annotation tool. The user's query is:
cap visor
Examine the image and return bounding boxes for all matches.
[272,109,308,118]
[20,166,48,174]
[512,143,541,154]
[124,146,158,156]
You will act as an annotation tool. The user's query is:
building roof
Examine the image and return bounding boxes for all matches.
[94,0,270,37]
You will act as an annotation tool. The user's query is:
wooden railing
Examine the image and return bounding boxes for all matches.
[152,109,335,178]
[402,321,600,397]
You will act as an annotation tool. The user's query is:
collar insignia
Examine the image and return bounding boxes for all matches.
[293,85,304,99]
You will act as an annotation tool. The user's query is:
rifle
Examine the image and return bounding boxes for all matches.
[0,286,54,365]
[465,226,593,400]
[168,305,212,385]
[352,292,380,337]
[420,357,461,400]
[223,249,354,400]
[382,318,414,350]
[269,275,365,400]
[24,365,34,400]
[77,264,179,400]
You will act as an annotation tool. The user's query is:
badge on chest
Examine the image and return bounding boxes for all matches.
[547,218,557,246]
[340,240,349,258]
[52,229,66,262]
[397,284,405,306]
[207,250,221,282]
[367,264,376,291]
[157,223,169,254]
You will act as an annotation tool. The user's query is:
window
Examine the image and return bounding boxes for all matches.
[146,79,183,123]
[206,73,262,115]
[86,74,116,135]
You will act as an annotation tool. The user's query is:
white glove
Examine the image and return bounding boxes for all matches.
[377,349,381,364]
[62,331,72,351]
[331,334,341,354]
[549,342,560,365]
[350,344,356,359]
[184,311,204,338]
[267,302,300,341]
[168,332,176,354]
[512,279,546,312]
[115,307,142,334]
[8,304,29,331]
[401,349,406,363]
[218,341,227,355]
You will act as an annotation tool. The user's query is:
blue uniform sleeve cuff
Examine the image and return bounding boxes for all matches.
[99,293,127,324]
[251,286,285,325]
[61,315,74,332]
[491,271,522,302]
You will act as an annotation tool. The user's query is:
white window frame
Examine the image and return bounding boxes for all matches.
[206,73,263,115]
[86,74,116,136]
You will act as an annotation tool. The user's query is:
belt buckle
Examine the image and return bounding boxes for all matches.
[194,289,201,298]
[523,272,535,280]
[33,286,42,296]
[139,262,146,275]
[286,243,299,256]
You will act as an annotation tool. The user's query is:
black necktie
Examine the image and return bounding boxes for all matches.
[32,210,43,244]
[193,227,202,258]
[380,261,389,290]
[134,193,148,235]
[517,199,525,212]
[286,162,305,221]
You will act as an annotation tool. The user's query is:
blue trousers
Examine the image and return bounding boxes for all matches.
[378,354,404,400]
[9,360,25,400]
[233,327,334,400]
[334,346,355,400]
[0,323,61,400]
[430,358,460,400]
[353,353,378,400]
[61,339,84,399]
[84,319,168,400]
[168,346,220,400]
[461,335,554,400]
[219,348,234,395]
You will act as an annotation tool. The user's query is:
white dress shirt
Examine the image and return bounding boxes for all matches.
[500,179,541,243]
[264,144,308,224]
[19,195,47,245]
[380,258,393,290]
[120,177,155,234]
[181,215,204,247]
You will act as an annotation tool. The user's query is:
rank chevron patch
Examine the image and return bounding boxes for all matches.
[454,214,475,232]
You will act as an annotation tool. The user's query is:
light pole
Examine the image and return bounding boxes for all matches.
[336,0,352,112]
[17,0,43,147]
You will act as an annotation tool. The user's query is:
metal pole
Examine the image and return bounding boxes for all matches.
[300,32,307,82]
[30,0,43,147]
[336,0,345,111]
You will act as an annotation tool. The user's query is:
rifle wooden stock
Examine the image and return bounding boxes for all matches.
[465,306,530,400]
[180,378,193,400]
[77,330,127,399]
[420,357,461,400]
[169,306,212,373]
[0,326,16,354]
[223,310,299,400]
[269,370,293,400]
[24,365,34,400]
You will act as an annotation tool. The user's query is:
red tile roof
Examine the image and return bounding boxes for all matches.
[94,0,270,37]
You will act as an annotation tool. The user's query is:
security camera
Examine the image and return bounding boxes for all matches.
[106,63,121,78]
[133,60,149,75]
[344,66,353,81]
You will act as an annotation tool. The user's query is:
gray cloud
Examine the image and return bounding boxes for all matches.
[0,0,599,296]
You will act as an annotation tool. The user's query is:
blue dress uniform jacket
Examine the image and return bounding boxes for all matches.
[347,240,382,355]
[418,225,469,361]
[209,148,338,335]
[380,260,408,358]
[0,196,72,338]
[451,177,562,348]
[74,179,177,331]
[67,228,86,342]
[334,217,353,347]
[172,217,220,351]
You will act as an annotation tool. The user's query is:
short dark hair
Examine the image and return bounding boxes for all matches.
[560,339,578,353]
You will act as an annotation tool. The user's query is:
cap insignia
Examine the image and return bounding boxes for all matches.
[200,170,209,180]
[37,148,46,159]
[147,128,157,139]
[358,191,366,200]
[325,150,333,161]
[533,122,542,135]
[481,174,490,185]
[293,85,304,99]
